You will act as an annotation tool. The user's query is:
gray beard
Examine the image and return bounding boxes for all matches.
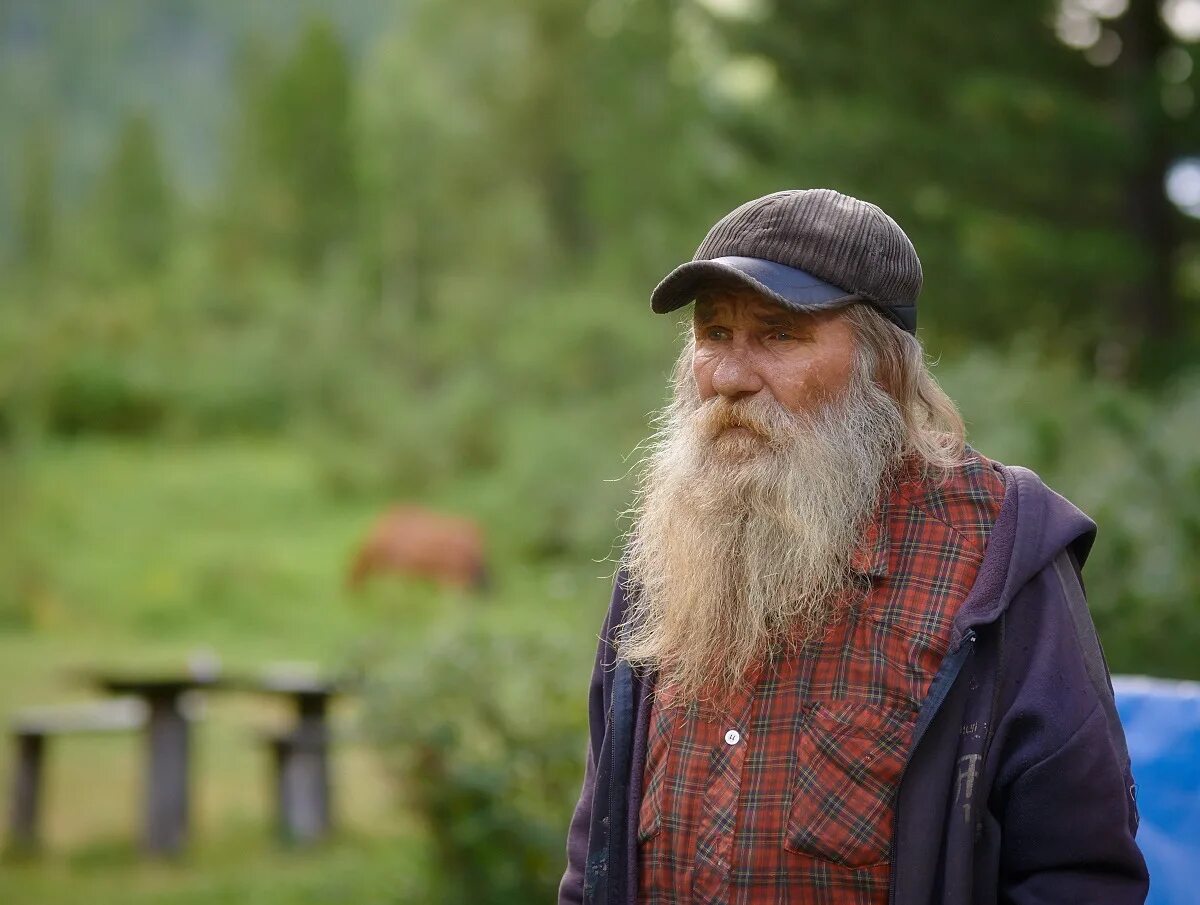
[616,358,905,707]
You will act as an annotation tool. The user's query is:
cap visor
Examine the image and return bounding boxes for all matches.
[650,256,856,315]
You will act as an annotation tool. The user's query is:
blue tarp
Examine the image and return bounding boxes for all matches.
[1113,676,1200,905]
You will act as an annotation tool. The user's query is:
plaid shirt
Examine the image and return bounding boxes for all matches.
[637,452,1006,905]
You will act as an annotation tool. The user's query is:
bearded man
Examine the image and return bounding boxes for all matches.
[559,190,1148,905]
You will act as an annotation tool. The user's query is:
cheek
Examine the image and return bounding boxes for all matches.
[819,345,856,394]
[691,349,716,397]
[770,347,854,412]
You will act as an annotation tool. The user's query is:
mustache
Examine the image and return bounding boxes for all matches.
[692,394,804,443]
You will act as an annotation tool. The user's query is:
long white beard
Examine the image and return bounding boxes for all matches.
[617,354,905,707]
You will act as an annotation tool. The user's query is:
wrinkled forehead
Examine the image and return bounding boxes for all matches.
[693,286,817,327]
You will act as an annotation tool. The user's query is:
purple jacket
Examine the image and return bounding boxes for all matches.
[558,464,1148,905]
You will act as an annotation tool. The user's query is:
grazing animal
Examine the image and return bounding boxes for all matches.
[346,507,489,592]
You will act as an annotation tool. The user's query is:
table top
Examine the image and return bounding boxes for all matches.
[77,662,353,699]
[91,674,225,697]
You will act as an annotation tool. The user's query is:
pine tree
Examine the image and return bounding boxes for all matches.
[263,19,358,271]
[94,112,174,273]
[726,0,1199,377]
[18,123,55,273]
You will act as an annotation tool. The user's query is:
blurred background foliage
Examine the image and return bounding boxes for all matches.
[1,0,1199,902]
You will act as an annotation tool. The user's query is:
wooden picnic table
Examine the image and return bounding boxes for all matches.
[89,671,222,856]
[89,665,352,850]
[9,661,354,855]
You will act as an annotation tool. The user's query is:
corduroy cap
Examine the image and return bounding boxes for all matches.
[650,189,922,333]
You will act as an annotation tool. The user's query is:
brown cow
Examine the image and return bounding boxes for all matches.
[346,506,489,593]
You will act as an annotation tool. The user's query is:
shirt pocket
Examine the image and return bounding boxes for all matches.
[784,701,910,868]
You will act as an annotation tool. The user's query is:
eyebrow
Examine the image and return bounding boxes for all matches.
[694,305,811,330]
[755,313,806,328]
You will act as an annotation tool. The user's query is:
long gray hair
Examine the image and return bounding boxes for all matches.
[841,302,966,477]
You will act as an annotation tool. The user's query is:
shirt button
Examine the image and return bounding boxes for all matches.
[724,729,741,745]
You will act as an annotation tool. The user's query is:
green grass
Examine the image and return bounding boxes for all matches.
[13,440,377,644]
[1,829,428,905]
[0,438,608,903]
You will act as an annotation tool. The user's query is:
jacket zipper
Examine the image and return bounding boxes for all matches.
[608,662,633,905]
[888,629,976,905]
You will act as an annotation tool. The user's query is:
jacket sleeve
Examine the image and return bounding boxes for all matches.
[558,735,597,905]
[559,579,623,905]
[993,551,1148,904]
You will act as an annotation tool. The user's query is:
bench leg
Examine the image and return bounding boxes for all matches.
[8,733,44,851]
[268,737,287,840]
[273,735,330,844]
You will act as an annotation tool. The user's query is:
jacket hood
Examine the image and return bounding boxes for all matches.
[949,464,1096,649]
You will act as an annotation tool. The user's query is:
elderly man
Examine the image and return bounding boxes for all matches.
[559,190,1147,905]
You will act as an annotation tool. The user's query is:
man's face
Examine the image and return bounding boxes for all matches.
[691,288,857,422]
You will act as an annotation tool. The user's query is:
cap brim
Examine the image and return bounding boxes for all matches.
[650,256,856,316]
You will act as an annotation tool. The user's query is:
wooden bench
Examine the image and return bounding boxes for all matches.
[7,698,147,851]
[259,726,330,844]
[247,668,348,845]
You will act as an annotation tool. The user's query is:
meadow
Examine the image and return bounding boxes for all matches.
[4,2,1200,901]
[0,438,605,903]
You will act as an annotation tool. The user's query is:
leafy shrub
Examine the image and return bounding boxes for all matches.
[360,617,587,904]
[942,350,1200,677]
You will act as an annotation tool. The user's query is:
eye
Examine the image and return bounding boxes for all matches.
[701,325,730,341]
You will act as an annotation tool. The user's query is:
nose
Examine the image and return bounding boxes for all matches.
[709,349,764,401]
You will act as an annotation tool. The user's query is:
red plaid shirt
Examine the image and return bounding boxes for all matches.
[637,452,1006,905]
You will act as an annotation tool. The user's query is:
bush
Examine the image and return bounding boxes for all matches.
[942,350,1200,677]
[360,616,587,904]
